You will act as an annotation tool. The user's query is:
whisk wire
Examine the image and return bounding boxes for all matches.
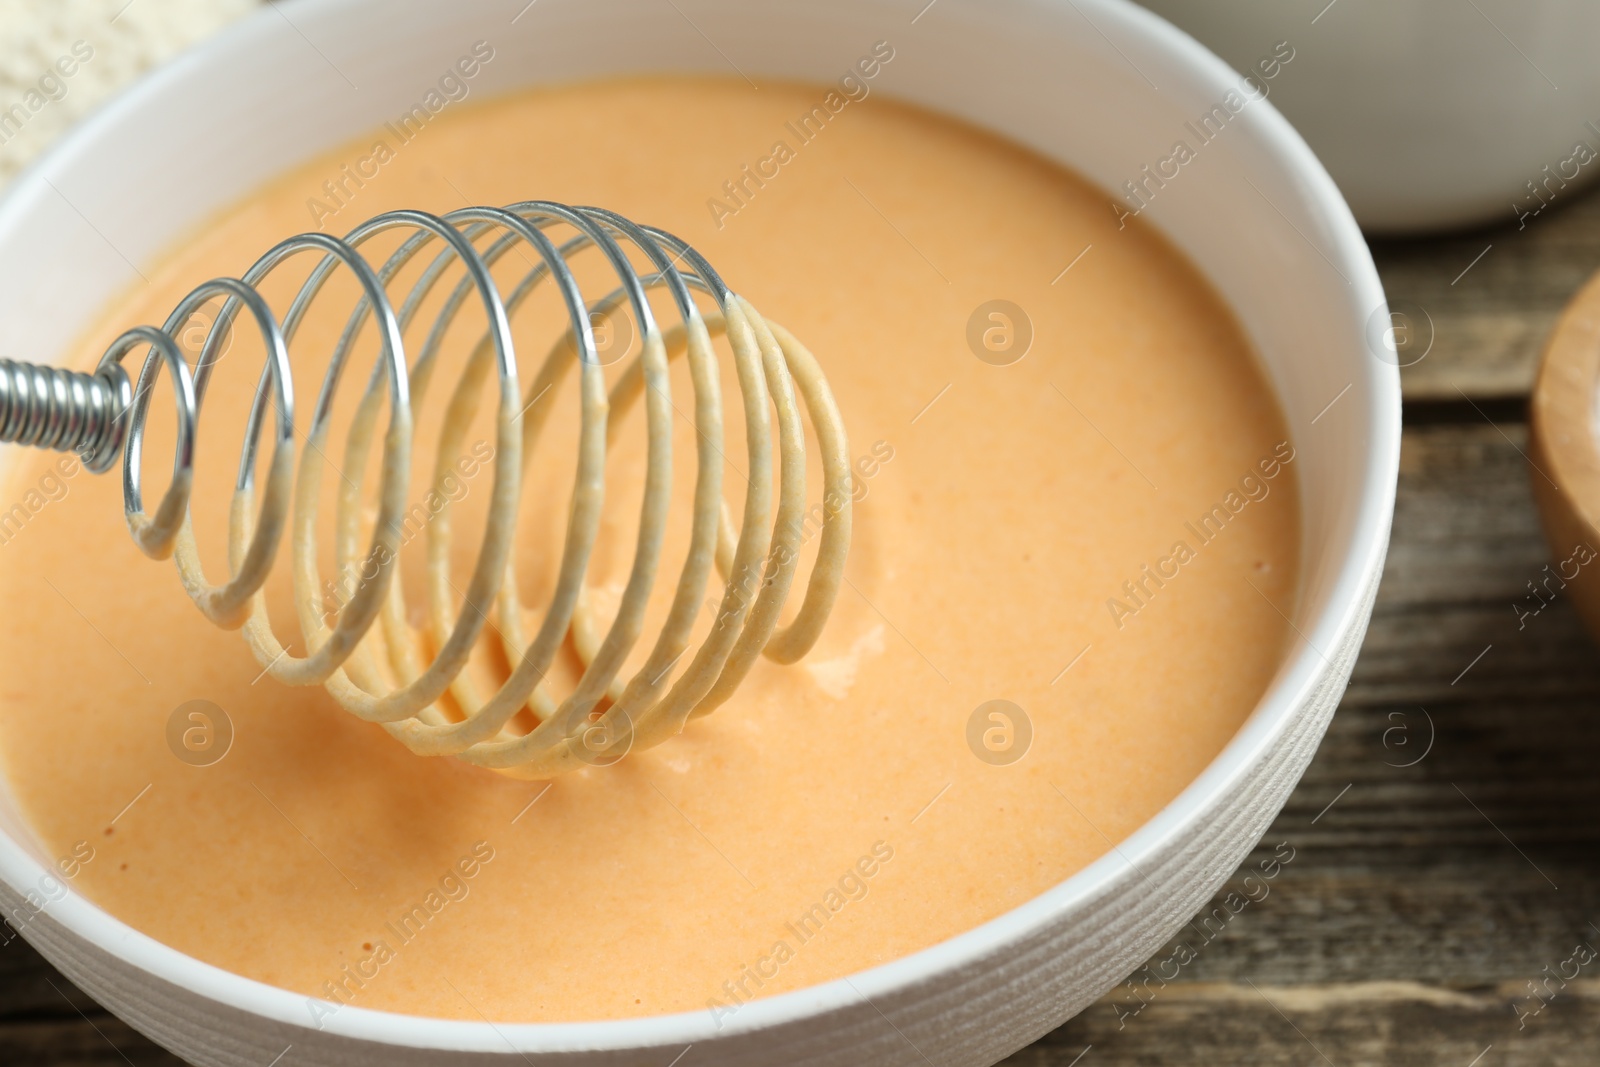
[0,200,851,778]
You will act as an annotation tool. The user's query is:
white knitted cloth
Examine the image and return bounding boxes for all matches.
[0,0,260,183]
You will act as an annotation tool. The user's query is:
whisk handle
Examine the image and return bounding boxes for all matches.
[0,358,131,474]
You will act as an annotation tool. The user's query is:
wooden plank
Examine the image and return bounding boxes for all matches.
[1010,980,1600,1067]
[1374,190,1600,401]
[0,1011,181,1066]
[0,930,99,1021]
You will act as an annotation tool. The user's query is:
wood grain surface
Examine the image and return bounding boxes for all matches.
[5,192,1599,1067]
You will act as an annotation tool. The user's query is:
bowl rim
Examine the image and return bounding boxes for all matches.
[0,0,1399,1053]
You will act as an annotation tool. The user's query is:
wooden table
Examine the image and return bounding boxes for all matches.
[6,192,1599,1065]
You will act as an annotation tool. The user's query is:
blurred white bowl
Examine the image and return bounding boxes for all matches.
[1137,0,1600,233]
[0,0,1398,1063]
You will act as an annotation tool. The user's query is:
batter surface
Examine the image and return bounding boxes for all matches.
[0,76,1298,1022]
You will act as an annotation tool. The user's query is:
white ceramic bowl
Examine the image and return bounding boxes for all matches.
[0,1,1398,1064]
[1136,0,1600,233]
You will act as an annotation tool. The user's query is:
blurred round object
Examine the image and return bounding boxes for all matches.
[1136,0,1600,233]
[1529,268,1600,645]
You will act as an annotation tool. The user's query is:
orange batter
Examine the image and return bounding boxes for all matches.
[0,77,1298,1023]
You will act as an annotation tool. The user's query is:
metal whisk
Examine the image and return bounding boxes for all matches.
[0,201,851,779]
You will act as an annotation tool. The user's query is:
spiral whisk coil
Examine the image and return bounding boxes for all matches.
[0,201,850,779]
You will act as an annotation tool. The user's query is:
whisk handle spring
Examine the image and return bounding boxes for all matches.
[0,358,131,474]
